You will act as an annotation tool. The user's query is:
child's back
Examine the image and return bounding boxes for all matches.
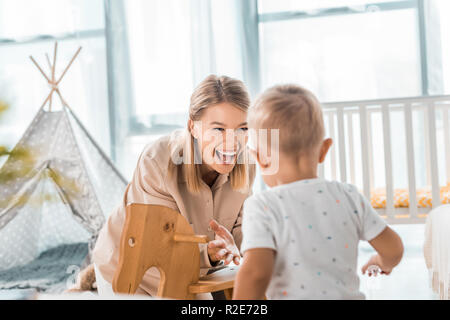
[241,178,386,299]
[233,84,403,300]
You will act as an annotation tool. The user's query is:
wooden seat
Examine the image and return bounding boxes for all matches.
[190,266,238,299]
[112,203,237,299]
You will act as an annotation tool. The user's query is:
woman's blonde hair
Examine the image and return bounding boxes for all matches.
[168,74,251,193]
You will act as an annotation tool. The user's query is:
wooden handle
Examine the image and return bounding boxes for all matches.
[173,234,209,244]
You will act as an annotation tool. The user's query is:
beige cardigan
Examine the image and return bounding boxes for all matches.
[92,131,255,296]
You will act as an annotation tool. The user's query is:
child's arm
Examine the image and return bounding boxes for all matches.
[361,226,404,275]
[232,248,275,300]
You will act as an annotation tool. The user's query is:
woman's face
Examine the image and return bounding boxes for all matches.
[189,102,248,175]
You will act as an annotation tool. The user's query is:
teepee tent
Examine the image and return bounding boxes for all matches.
[0,43,127,291]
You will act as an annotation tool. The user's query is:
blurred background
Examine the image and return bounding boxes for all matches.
[1,0,449,182]
[1,0,449,299]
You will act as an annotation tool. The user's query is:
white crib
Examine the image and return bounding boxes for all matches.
[320,95,450,224]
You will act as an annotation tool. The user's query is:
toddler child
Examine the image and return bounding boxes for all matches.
[233,84,404,300]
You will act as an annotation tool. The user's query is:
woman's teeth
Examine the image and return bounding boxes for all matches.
[215,150,237,164]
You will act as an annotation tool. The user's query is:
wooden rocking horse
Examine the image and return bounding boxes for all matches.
[112,204,238,299]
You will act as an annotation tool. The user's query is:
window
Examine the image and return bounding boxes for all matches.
[259,7,422,102]
[0,0,109,159]
[258,0,403,13]
[115,0,250,179]
[125,0,194,120]
[436,0,450,93]
[257,0,449,101]
[115,0,193,178]
[257,0,450,192]
[0,0,104,39]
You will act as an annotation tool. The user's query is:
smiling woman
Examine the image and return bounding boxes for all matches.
[91,74,256,298]
[177,75,251,193]
[188,104,249,175]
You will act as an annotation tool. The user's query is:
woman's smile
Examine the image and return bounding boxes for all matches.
[214,148,237,165]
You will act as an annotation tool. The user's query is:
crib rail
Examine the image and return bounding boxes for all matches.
[321,95,450,224]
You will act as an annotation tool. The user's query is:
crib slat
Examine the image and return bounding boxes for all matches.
[347,112,356,184]
[443,107,450,184]
[381,104,395,217]
[404,104,417,218]
[337,107,347,182]
[328,113,337,180]
[359,105,371,201]
[426,102,441,208]
[367,110,375,190]
[423,107,432,186]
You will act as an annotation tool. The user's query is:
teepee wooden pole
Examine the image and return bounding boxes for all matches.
[56,46,82,85]
[55,88,72,111]
[30,55,54,111]
[45,53,53,111]
[31,42,80,113]
[40,88,56,110]
[52,42,58,84]
[29,56,51,83]
[45,53,52,71]
[50,42,58,112]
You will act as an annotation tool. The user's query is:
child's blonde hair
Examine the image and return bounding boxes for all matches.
[168,74,251,193]
[248,84,325,159]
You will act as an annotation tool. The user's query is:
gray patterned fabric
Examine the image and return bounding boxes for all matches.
[0,242,89,293]
[0,106,127,272]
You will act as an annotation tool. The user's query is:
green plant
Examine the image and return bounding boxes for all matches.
[0,99,9,160]
[0,99,80,208]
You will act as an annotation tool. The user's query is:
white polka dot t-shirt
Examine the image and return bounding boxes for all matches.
[240,178,387,300]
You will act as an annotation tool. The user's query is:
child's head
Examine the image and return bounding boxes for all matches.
[248,84,332,186]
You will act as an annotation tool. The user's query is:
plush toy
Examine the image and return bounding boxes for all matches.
[65,264,97,293]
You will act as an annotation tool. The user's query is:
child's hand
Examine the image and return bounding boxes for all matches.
[361,254,393,276]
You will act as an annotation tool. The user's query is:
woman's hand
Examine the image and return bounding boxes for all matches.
[207,220,241,265]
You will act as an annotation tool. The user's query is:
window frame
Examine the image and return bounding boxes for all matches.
[0,1,108,152]
[122,0,443,141]
[255,0,442,98]
[1,0,442,164]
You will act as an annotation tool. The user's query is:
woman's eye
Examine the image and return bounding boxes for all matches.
[237,127,248,133]
[213,128,225,132]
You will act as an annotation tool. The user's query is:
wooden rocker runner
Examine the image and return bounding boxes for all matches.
[112,204,238,299]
